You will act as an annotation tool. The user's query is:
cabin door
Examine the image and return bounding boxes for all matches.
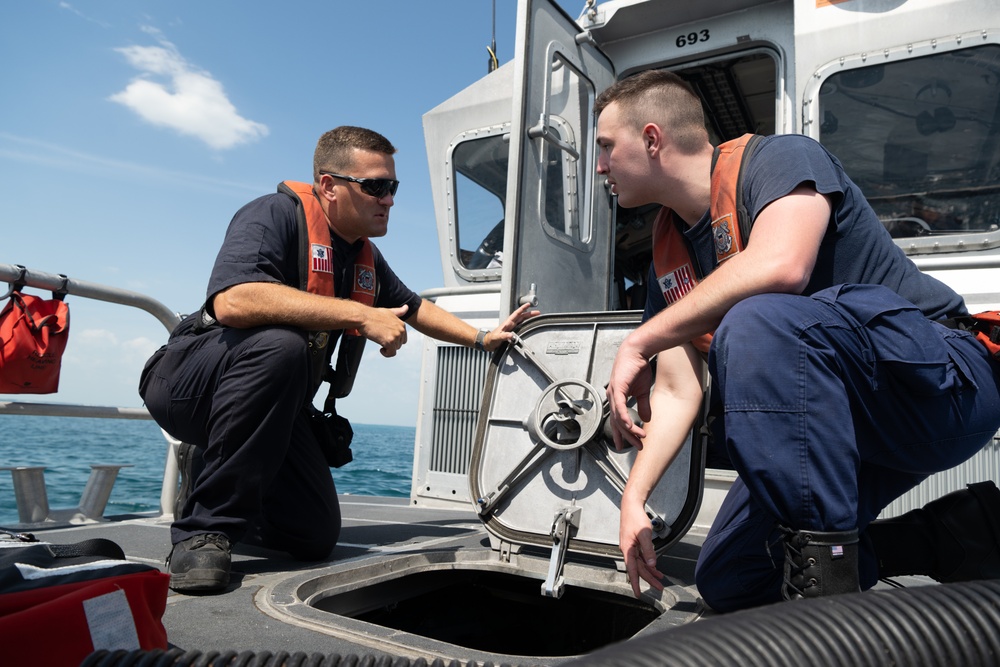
[500,0,616,317]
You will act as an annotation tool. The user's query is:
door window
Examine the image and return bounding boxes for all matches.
[535,50,593,249]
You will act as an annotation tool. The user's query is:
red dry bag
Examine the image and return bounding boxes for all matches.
[0,277,70,394]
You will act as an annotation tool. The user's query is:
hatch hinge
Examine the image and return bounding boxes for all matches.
[498,539,513,563]
[541,506,581,598]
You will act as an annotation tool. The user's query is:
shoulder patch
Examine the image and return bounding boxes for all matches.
[354,264,376,296]
[311,244,333,274]
[712,213,741,263]
[657,263,696,305]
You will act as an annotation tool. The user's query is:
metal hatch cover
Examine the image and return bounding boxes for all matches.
[469,312,705,563]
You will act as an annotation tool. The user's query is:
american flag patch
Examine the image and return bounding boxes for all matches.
[657,263,696,305]
[831,545,844,559]
[311,244,332,274]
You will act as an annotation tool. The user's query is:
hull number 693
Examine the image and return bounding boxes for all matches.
[676,29,710,48]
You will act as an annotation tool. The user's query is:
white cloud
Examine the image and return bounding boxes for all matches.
[77,328,120,347]
[122,336,162,363]
[109,29,268,150]
[59,2,111,28]
[0,133,265,195]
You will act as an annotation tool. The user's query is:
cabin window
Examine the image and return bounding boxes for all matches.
[817,44,1000,247]
[451,130,509,277]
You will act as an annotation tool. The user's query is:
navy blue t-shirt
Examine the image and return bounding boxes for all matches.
[205,190,422,320]
[643,134,966,322]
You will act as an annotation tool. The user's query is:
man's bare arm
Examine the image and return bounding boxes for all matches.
[607,186,832,448]
[619,342,704,597]
[408,301,539,351]
[212,281,409,355]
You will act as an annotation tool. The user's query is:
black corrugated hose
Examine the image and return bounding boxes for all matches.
[564,580,1000,667]
[82,580,1000,667]
[79,651,533,667]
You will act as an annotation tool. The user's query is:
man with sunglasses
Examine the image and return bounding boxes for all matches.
[139,126,537,593]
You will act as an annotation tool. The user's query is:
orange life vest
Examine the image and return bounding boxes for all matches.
[651,134,762,354]
[279,180,378,397]
[279,181,376,327]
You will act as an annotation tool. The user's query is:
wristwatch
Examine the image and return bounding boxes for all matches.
[474,329,489,351]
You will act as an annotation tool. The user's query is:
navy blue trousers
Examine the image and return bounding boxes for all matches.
[694,284,1000,612]
[140,324,340,560]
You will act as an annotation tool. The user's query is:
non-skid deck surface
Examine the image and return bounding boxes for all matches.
[32,496,707,664]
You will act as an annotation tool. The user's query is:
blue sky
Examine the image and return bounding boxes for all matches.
[1,0,580,426]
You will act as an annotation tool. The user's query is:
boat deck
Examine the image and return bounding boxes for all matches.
[28,496,707,665]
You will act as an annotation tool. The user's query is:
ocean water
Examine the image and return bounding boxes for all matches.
[0,415,414,526]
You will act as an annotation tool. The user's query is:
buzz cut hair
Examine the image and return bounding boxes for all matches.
[314,126,397,180]
[594,69,707,154]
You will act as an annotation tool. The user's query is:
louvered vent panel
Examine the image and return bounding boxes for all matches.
[429,346,490,474]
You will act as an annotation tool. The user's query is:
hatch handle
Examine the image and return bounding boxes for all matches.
[541,506,581,598]
[519,283,539,307]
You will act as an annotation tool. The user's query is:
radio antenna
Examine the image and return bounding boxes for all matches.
[487,0,498,72]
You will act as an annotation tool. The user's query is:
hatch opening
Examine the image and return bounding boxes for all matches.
[311,568,661,658]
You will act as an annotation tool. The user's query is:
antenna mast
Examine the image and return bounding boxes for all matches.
[487,0,498,72]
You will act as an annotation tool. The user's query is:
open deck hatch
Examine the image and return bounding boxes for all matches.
[469,312,704,575]
[314,567,660,657]
[288,313,704,660]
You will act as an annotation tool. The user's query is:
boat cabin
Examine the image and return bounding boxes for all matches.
[413,0,1000,536]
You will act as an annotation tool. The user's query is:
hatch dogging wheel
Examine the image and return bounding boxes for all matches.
[525,378,605,451]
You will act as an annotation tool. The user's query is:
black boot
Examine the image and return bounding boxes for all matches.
[167,533,231,593]
[781,528,860,600]
[174,441,205,518]
[867,480,1000,582]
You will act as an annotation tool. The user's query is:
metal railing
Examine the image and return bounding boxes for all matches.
[0,263,181,332]
[0,263,183,524]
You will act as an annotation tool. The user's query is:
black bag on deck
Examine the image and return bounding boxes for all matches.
[0,534,169,665]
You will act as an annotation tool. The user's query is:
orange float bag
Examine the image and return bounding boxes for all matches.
[0,285,70,394]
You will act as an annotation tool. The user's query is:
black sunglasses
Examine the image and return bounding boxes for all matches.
[320,170,399,199]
